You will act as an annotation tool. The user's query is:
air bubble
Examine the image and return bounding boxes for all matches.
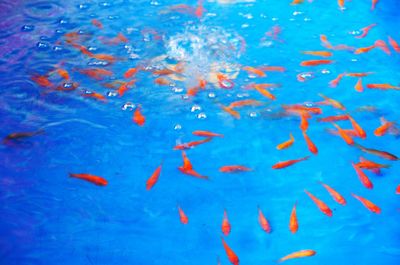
[36,42,50,50]
[172,87,183,93]
[107,91,117,97]
[191,105,201,112]
[197,113,207,119]
[21,25,34,32]
[321,69,330,74]
[174,124,182,130]
[249,112,258,118]
[122,102,135,111]
[208,92,216,98]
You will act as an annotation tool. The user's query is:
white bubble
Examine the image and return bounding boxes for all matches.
[208,92,216,98]
[174,124,182,130]
[321,69,330,74]
[197,113,207,119]
[249,112,258,118]
[122,102,135,111]
[107,91,117,97]
[191,105,202,112]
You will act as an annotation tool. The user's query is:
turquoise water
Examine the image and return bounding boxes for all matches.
[0,0,400,264]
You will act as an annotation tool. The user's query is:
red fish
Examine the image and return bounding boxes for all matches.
[220,104,240,119]
[272,156,309,169]
[124,68,139,79]
[388,36,400,52]
[331,123,354,145]
[146,163,162,190]
[242,66,266,77]
[354,78,364,92]
[221,238,239,265]
[396,185,400,194]
[173,137,212,150]
[133,105,145,126]
[300,114,309,131]
[69,173,108,186]
[351,193,381,213]
[219,165,252,173]
[253,85,276,100]
[317,115,349,122]
[329,73,345,88]
[76,68,113,81]
[91,19,103,29]
[194,0,204,18]
[374,40,391,55]
[355,24,377,39]
[258,66,286,72]
[318,93,346,110]
[374,117,394,136]
[289,202,298,233]
[82,92,107,102]
[356,156,390,171]
[192,130,223,137]
[222,209,231,236]
[347,115,366,139]
[304,190,332,216]
[276,133,294,150]
[301,51,332,57]
[31,74,53,87]
[371,0,379,10]
[178,151,208,179]
[300,60,334,66]
[354,45,376,54]
[258,207,271,233]
[318,181,346,205]
[178,205,188,224]
[302,131,318,155]
[352,163,373,189]
[354,143,399,161]
[279,250,316,263]
[366,83,400,90]
[228,99,263,109]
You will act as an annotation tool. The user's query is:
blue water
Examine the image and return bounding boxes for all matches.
[1,0,400,264]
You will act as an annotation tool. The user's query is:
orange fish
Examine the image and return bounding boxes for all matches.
[346,72,374,77]
[320,34,333,49]
[354,45,376,54]
[352,163,373,189]
[276,133,294,150]
[154,77,172,86]
[355,24,377,39]
[124,68,139,79]
[388,36,400,53]
[300,60,334,66]
[279,250,316,263]
[326,128,359,137]
[69,173,108,186]
[317,115,349,122]
[91,19,103,29]
[146,163,162,190]
[194,0,204,18]
[272,156,309,169]
[331,123,354,145]
[371,0,379,10]
[354,143,399,161]
[253,85,276,100]
[347,115,366,139]
[290,0,304,5]
[356,156,390,170]
[133,105,145,126]
[374,40,391,55]
[76,68,113,81]
[338,0,345,9]
[304,190,332,217]
[221,238,239,265]
[222,209,231,236]
[192,130,223,138]
[3,130,44,144]
[301,51,332,57]
[366,83,400,90]
[173,137,212,150]
[318,93,346,110]
[289,202,298,233]
[228,99,263,109]
[217,73,234,89]
[351,193,380,213]
[258,207,271,233]
[49,68,70,80]
[258,66,286,72]
[178,205,189,224]
[219,165,252,173]
[300,114,309,131]
[31,74,53,87]
[354,78,364,92]
[242,66,266,77]
[82,92,107,102]
[178,151,208,179]
[117,80,136,97]
[396,185,400,194]
[318,181,346,205]
[302,131,318,155]
[328,73,345,88]
[374,117,394,136]
[153,68,175,76]
[220,104,240,119]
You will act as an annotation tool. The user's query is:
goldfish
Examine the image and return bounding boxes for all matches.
[320,34,333,49]
[99,33,129,45]
[173,137,212,150]
[221,238,239,265]
[296,72,315,82]
[346,72,374,77]
[91,19,103,29]
[356,157,390,170]
[302,131,318,155]
[354,143,399,161]
[352,163,373,189]
[371,0,379,10]
[290,0,304,5]
[178,206,189,224]
[374,40,391,55]
[300,114,309,131]
[146,163,162,190]
[366,83,400,90]
[300,59,334,66]
[374,117,394,136]
[133,105,145,126]
[219,165,252,173]
[272,156,310,169]
[351,193,381,213]
[279,250,316,263]
[178,151,208,179]
[31,74,53,87]
[82,92,107,102]
[75,68,113,81]
[69,173,108,186]
[388,36,400,52]
[194,0,204,18]
[283,105,322,115]
[331,123,354,145]
[217,73,235,89]
[258,66,286,72]
[318,93,346,110]
[304,190,332,216]
[124,68,139,79]
[354,78,364,92]
[258,207,271,233]
[117,80,136,97]
[301,51,333,57]
[318,181,346,205]
[326,128,359,137]
[152,68,175,76]
[338,0,345,9]
[276,133,294,150]
[222,210,231,236]
[355,24,377,39]
[289,202,298,233]
[397,185,400,194]
[49,68,70,80]
[154,77,172,86]
[228,99,263,109]
[192,130,223,137]
[354,45,376,54]
[242,66,266,77]
[347,115,366,138]
[220,104,240,119]
[3,130,44,144]
[317,115,349,122]
[253,85,276,100]
[329,73,345,88]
